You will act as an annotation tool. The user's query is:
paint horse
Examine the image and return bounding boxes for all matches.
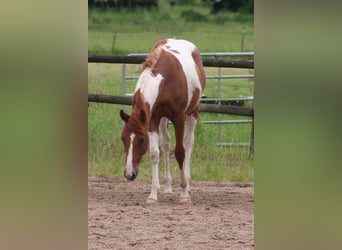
[120,39,206,203]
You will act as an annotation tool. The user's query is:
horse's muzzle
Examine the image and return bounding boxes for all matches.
[124,169,137,181]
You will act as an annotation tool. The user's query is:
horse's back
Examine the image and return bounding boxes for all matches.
[137,39,205,117]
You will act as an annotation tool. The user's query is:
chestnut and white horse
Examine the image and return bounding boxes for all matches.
[120,39,206,203]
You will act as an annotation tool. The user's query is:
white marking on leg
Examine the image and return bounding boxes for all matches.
[159,117,172,193]
[125,133,135,178]
[147,131,160,201]
[180,115,197,199]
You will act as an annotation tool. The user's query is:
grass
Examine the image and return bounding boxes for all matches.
[88,3,254,55]
[88,3,254,182]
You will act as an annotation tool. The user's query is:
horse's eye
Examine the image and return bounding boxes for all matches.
[138,138,144,145]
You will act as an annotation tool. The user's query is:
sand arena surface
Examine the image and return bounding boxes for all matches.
[88,176,254,249]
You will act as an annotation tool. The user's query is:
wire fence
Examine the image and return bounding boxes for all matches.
[88,32,254,55]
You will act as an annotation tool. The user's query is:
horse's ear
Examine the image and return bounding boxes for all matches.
[120,110,130,123]
[140,109,146,124]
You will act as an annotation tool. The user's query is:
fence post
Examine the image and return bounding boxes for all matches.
[121,63,126,111]
[249,117,254,156]
[241,26,245,52]
[216,54,222,143]
[112,32,117,54]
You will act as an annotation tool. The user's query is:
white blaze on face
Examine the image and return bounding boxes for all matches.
[126,132,136,175]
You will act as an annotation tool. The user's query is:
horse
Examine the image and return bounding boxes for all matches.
[119,39,206,203]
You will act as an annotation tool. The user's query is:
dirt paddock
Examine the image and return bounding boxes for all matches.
[88,176,254,249]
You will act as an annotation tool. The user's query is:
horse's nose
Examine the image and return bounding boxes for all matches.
[130,171,136,181]
[124,169,137,181]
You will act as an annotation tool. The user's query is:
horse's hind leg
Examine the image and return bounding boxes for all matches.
[180,114,197,201]
[159,117,172,194]
[173,113,191,203]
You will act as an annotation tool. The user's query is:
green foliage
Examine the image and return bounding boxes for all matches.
[88,4,254,30]
[212,0,254,14]
[181,9,208,22]
[176,0,199,5]
[239,0,254,14]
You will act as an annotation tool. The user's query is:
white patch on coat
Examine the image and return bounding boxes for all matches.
[163,39,202,109]
[134,69,164,110]
[125,133,135,175]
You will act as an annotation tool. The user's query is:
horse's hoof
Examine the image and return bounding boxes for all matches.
[164,189,173,195]
[164,188,173,194]
[179,197,191,204]
[146,198,157,204]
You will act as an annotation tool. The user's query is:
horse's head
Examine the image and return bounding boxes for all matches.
[119,109,149,181]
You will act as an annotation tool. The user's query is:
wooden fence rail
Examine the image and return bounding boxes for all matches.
[88,94,254,117]
[88,55,254,69]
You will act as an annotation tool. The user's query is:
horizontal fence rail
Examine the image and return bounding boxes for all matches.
[88,94,254,117]
[124,74,254,80]
[200,52,254,57]
[206,74,254,79]
[201,120,253,124]
[127,52,254,57]
[88,54,254,69]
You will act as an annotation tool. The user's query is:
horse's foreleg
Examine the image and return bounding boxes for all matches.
[147,131,160,203]
[159,117,172,194]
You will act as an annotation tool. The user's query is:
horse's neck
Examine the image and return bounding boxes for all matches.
[132,93,151,128]
[135,69,163,112]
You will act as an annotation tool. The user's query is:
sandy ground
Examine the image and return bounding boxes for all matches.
[88,176,254,250]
